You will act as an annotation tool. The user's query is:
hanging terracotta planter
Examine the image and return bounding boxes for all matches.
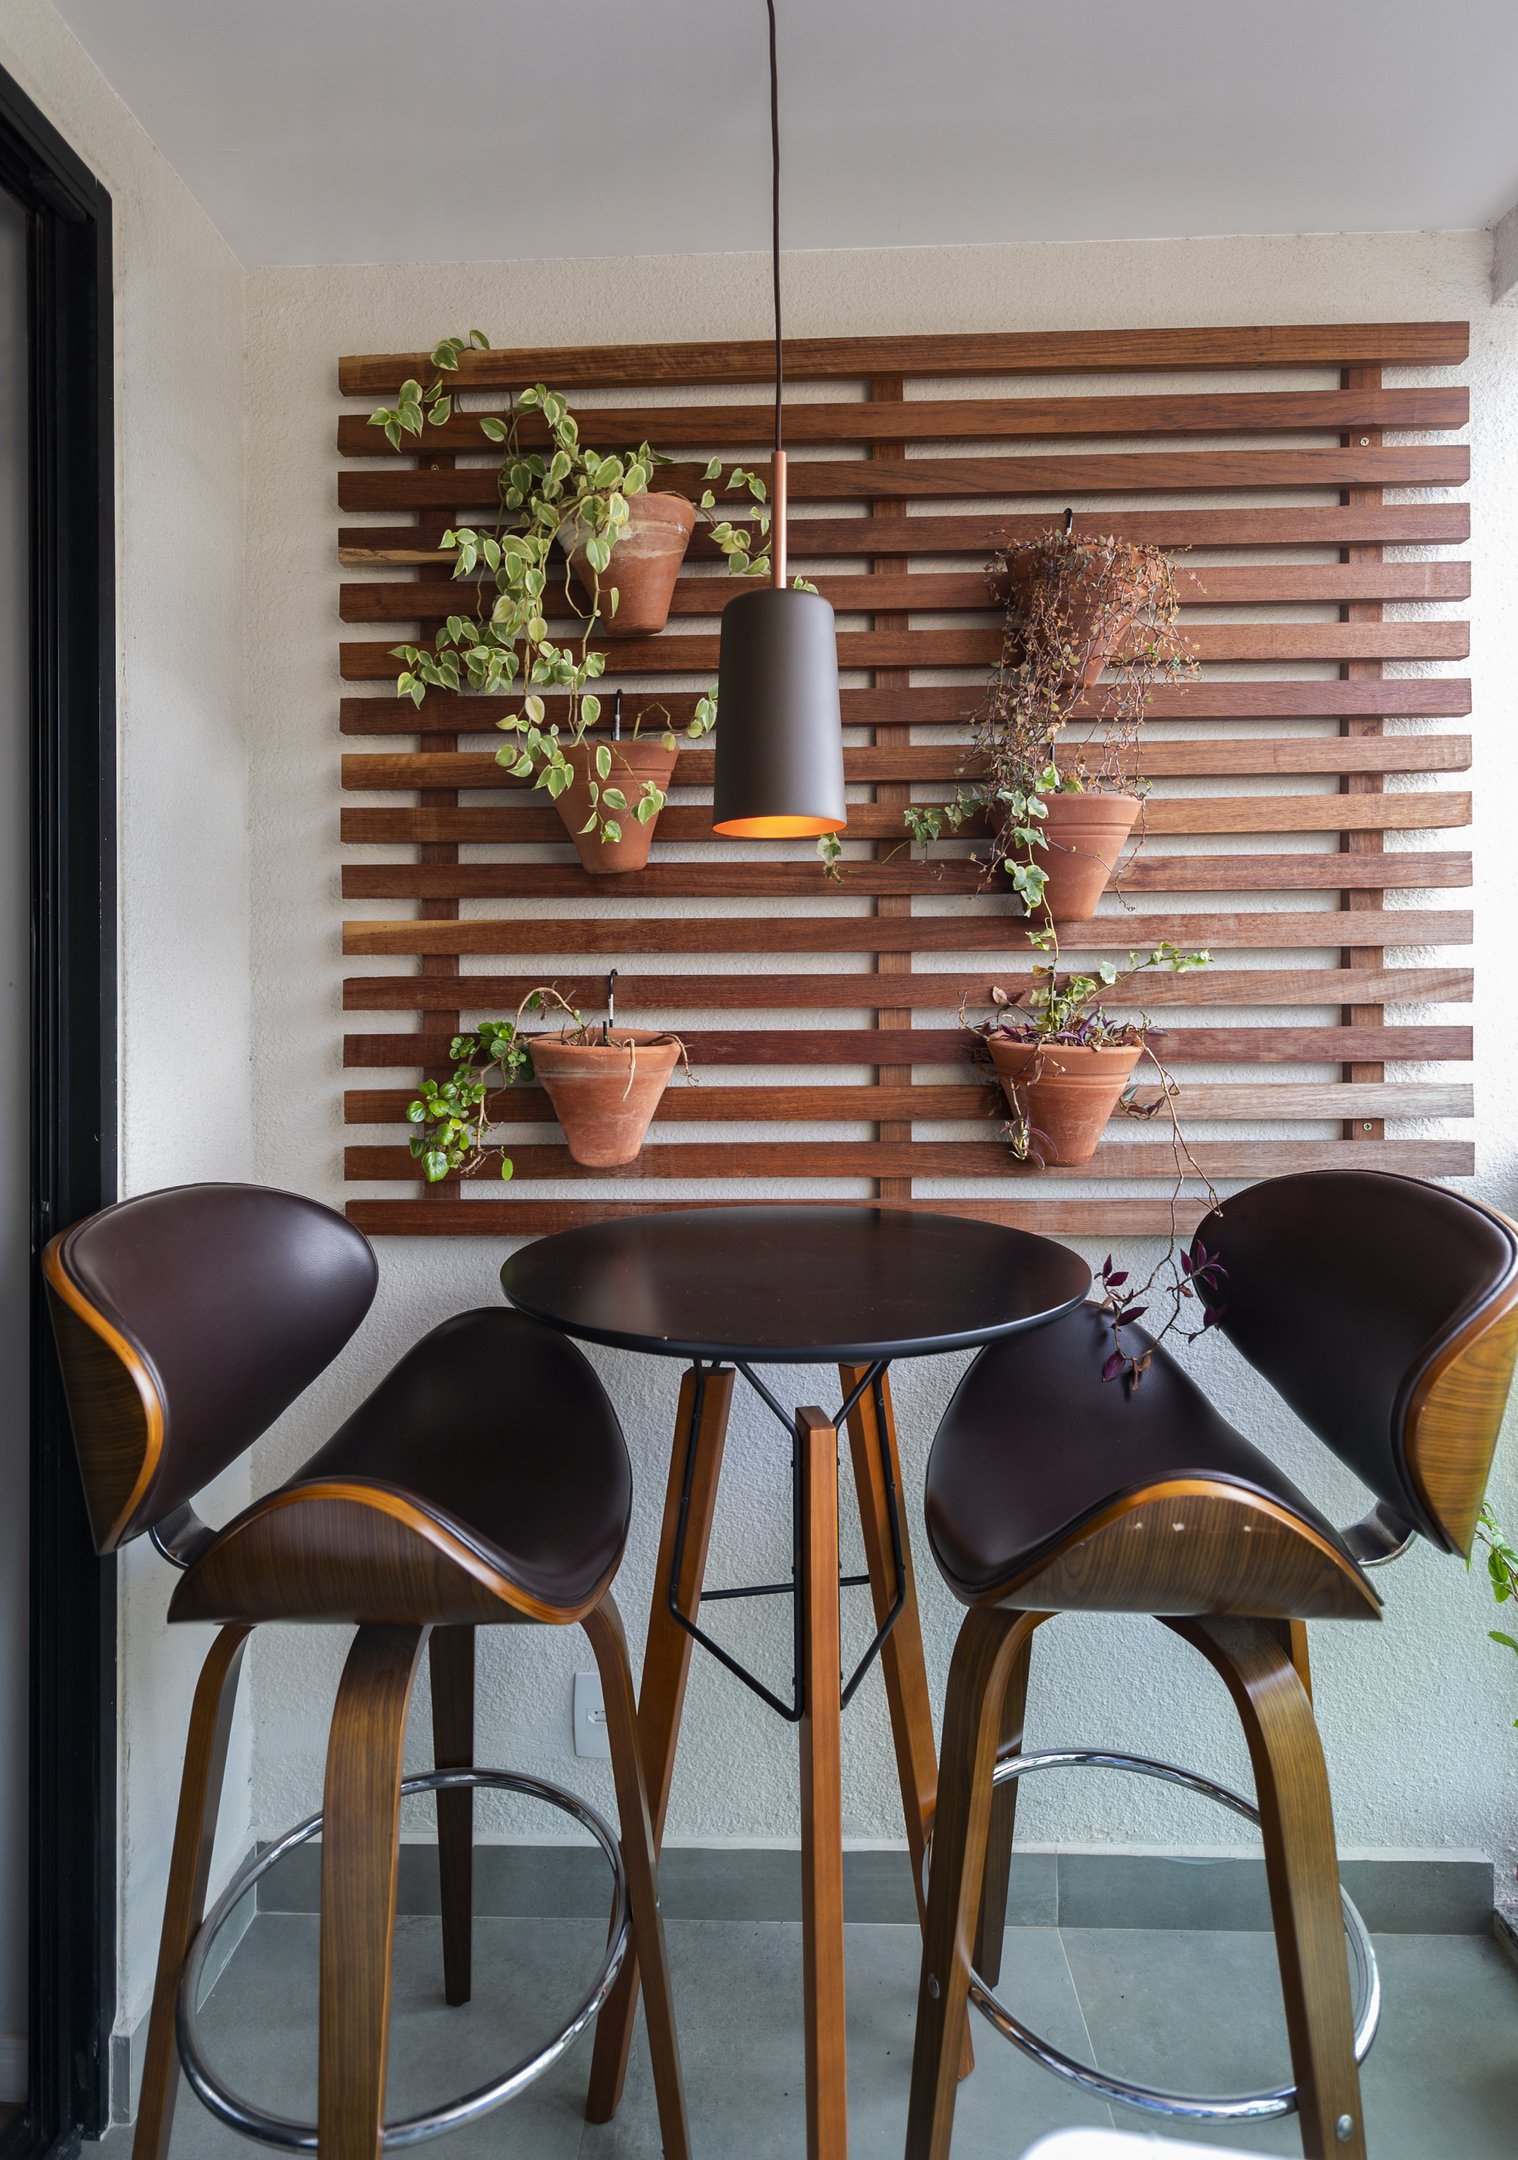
[531,1030,682,1167]
[991,549,1136,690]
[553,737,679,874]
[561,492,697,637]
[1024,789,1142,921]
[985,1037,1142,1166]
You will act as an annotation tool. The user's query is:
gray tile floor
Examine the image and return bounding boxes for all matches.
[135,1911,1518,2159]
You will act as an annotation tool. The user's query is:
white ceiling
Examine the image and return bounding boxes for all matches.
[53,0,1518,268]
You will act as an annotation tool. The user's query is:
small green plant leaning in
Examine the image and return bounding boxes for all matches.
[1473,1503,1518,1724]
[405,996,555,1187]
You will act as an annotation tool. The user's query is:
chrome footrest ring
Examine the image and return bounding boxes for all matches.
[923,1746,1381,2125]
[176,1768,631,2151]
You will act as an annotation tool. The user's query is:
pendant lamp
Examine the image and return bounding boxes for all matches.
[711,0,847,840]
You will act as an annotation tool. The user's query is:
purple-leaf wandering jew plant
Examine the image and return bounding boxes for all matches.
[1096,1237,1228,1393]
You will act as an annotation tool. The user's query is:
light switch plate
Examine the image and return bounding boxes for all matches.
[573,1669,611,1758]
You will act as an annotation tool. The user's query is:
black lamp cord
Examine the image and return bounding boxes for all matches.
[767,0,782,462]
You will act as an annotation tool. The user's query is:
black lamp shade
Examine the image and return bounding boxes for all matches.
[712,585,847,837]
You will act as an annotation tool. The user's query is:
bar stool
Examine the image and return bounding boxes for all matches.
[43,1181,688,2160]
[904,1170,1518,2160]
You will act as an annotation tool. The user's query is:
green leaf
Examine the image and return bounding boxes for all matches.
[422,1149,451,1184]
[595,742,612,780]
[499,1156,514,1180]
[480,415,508,443]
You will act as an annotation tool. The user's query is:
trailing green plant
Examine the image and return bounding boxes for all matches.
[1473,1503,1518,1725]
[405,985,690,1185]
[902,524,1197,911]
[370,332,807,846]
[963,936,1225,1389]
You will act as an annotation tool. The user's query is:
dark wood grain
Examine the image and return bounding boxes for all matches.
[429,1625,475,2007]
[319,1625,428,2160]
[587,1364,735,2121]
[1168,1618,1368,2159]
[338,444,1468,516]
[583,1595,692,2160]
[342,502,1471,564]
[798,1406,849,2160]
[344,1023,1471,1071]
[342,964,1473,1015]
[337,385,1468,457]
[131,1626,251,2160]
[340,557,1472,622]
[344,1079,1474,1128]
[904,1609,1046,2160]
[339,618,1468,677]
[346,1137,1473,1185]
[342,907,1472,957]
[337,322,1470,395]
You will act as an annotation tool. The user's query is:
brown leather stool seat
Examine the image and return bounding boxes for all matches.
[173,1308,632,1628]
[904,1172,1518,2160]
[925,1302,1375,1620]
[43,1182,690,2160]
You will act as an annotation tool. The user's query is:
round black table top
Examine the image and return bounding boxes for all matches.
[499,1205,1091,1364]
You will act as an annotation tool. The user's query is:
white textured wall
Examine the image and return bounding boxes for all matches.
[243,228,1518,1886]
[0,0,255,2045]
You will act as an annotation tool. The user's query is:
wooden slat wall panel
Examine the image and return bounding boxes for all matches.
[336,321,1473,1236]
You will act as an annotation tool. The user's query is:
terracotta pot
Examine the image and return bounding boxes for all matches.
[561,491,697,637]
[992,552,1134,689]
[1017,789,1141,922]
[985,1036,1142,1165]
[530,1030,681,1167]
[554,737,679,874]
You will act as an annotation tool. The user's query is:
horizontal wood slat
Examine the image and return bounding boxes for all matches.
[343,1080,1474,1127]
[340,558,1473,623]
[340,679,1475,735]
[337,385,1470,458]
[347,1196,1222,1235]
[341,851,1470,901]
[339,444,1469,515]
[341,623,1471,672]
[341,965,1473,1014]
[348,1138,1473,1183]
[342,909,1473,957]
[343,1024,1470,1070]
[337,322,1471,395]
[341,794,1469,848]
[338,319,1473,1236]
[341,503,1473,563]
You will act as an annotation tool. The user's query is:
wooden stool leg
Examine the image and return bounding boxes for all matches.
[132,1625,251,2160]
[798,1407,848,2160]
[837,1364,976,2077]
[429,1623,475,2006]
[587,1361,735,2121]
[584,1595,691,2160]
[318,1624,428,2160]
[973,1615,1043,1984]
[904,1608,1044,2160]
[1169,1617,1366,2160]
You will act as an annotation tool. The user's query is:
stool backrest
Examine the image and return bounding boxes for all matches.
[1195,1171,1518,1555]
[44,1183,379,1554]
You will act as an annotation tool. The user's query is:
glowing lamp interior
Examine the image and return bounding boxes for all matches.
[711,815,846,838]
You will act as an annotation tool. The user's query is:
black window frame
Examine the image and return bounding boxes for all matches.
[0,59,117,2160]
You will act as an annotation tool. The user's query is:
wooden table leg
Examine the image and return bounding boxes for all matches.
[586,1361,736,2122]
[838,1364,974,2077]
[798,1406,849,2160]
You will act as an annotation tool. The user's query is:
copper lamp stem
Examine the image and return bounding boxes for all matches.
[771,451,788,589]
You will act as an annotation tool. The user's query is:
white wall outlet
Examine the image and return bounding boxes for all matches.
[573,1670,611,1758]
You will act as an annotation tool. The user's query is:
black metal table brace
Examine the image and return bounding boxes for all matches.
[664,1358,906,1722]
